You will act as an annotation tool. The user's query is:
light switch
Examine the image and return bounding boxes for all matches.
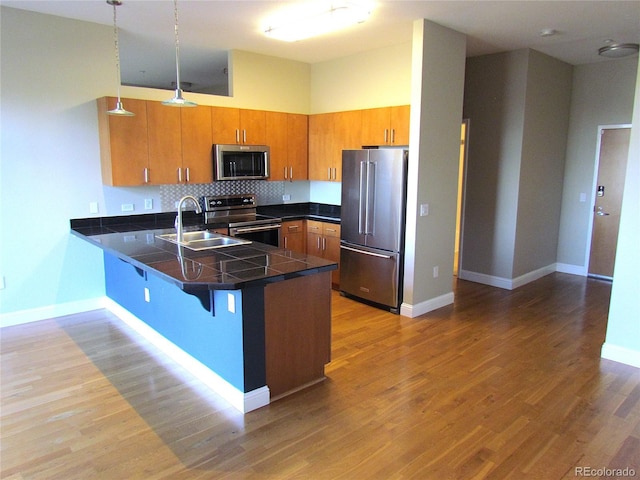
[420,204,429,216]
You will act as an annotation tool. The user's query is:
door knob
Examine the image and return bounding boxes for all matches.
[596,206,610,216]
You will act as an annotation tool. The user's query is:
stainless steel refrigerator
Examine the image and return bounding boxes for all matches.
[340,148,408,313]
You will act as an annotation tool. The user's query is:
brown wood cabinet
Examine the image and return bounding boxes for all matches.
[308,110,361,182]
[147,101,182,184]
[361,105,410,146]
[98,97,213,186]
[280,219,306,253]
[180,105,214,184]
[97,97,149,186]
[307,220,341,287]
[211,106,266,145]
[266,112,308,181]
[264,271,332,399]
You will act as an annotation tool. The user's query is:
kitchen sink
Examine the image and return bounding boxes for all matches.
[155,231,251,251]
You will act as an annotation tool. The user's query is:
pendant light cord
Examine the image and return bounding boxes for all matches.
[111,2,123,101]
[172,0,182,91]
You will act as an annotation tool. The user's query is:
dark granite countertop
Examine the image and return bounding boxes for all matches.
[257,202,341,224]
[72,224,337,291]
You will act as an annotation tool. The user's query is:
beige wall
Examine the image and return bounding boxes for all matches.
[556,57,638,272]
[309,42,412,113]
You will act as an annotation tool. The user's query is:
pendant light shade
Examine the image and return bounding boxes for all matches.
[106,0,134,116]
[162,0,197,107]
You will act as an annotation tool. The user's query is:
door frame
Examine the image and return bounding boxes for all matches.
[584,124,631,277]
[455,118,470,276]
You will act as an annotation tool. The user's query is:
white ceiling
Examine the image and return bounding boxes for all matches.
[3,1,639,93]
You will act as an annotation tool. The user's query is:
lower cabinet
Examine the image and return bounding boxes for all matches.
[280,220,305,252]
[264,271,332,399]
[307,220,341,288]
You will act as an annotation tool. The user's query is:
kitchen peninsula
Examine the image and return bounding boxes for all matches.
[71,215,337,413]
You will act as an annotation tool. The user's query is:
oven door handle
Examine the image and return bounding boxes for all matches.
[232,224,282,234]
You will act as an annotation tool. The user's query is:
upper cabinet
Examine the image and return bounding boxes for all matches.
[266,111,308,181]
[361,105,410,146]
[98,97,150,186]
[97,97,213,186]
[181,105,214,184]
[308,110,361,182]
[211,107,266,145]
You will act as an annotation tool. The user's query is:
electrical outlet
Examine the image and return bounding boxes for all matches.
[420,204,429,216]
[144,198,153,210]
[282,194,291,201]
[433,266,439,278]
[121,203,134,212]
[89,202,99,214]
[228,293,236,313]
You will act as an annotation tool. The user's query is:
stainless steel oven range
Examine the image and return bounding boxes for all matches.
[203,194,282,247]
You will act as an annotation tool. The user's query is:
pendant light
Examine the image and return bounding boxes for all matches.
[162,0,197,107]
[106,0,134,116]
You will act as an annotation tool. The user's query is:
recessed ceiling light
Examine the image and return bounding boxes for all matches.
[539,28,557,37]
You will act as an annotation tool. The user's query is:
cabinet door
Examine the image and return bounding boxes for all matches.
[265,111,288,181]
[97,97,149,186]
[324,234,341,287]
[287,113,308,181]
[147,101,182,184]
[211,106,240,144]
[281,220,305,253]
[390,105,410,145]
[361,107,390,146]
[181,105,213,184]
[306,220,323,256]
[308,113,335,181]
[239,109,266,144]
[332,110,362,182]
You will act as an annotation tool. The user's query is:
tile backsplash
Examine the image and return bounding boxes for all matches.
[160,181,285,211]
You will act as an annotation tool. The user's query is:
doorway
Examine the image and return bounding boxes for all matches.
[454,120,469,276]
[587,126,631,279]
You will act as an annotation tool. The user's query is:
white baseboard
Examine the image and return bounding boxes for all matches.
[0,297,107,328]
[556,263,588,276]
[458,264,556,290]
[104,298,270,413]
[601,343,640,369]
[400,291,454,318]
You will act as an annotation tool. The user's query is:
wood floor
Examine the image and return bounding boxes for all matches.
[2,273,639,479]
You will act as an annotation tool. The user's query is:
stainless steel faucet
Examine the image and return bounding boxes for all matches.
[175,195,202,243]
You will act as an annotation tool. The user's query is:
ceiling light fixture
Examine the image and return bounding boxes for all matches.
[598,43,639,58]
[162,0,196,107]
[106,0,134,116]
[264,1,372,42]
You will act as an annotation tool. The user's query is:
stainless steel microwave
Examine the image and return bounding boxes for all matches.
[213,144,270,181]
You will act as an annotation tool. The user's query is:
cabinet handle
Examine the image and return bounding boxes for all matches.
[284,237,288,248]
[243,129,247,143]
[177,167,182,182]
[144,168,149,183]
[185,167,190,183]
[317,237,321,249]
[322,237,326,251]
[290,166,293,181]
[288,225,298,231]
[391,128,395,144]
[284,167,288,180]
[384,128,389,143]
[327,167,331,180]
[333,167,337,180]
[235,129,240,143]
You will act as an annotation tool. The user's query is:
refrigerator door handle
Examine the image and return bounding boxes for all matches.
[341,244,393,259]
[366,161,376,235]
[359,161,367,234]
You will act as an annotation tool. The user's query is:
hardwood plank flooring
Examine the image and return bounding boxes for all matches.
[2,273,639,479]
